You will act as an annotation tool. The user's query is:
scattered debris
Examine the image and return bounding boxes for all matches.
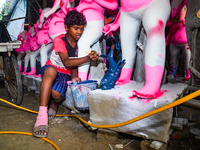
[195,136,200,140]
[172,117,188,125]
[190,127,200,136]
[170,117,189,130]
[123,140,134,148]
[97,129,118,144]
[109,144,113,150]
[115,144,123,149]
[50,117,68,124]
[140,140,168,150]
[87,120,97,131]
[170,122,183,130]
[170,126,190,139]
[150,141,163,150]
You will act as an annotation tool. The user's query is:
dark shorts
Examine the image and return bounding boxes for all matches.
[40,65,71,99]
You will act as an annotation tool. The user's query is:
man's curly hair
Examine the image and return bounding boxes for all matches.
[65,10,87,28]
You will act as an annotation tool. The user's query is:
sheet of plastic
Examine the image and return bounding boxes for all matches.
[6,0,27,40]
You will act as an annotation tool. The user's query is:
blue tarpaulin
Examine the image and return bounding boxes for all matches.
[6,0,27,40]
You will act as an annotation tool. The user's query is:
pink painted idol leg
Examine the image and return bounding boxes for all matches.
[132,65,164,99]
[21,50,31,74]
[184,44,191,80]
[76,0,118,81]
[115,68,133,85]
[77,21,104,81]
[25,49,41,76]
[132,0,170,98]
[115,10,141,85]
[25,67,37,75]
[17,52,25,72]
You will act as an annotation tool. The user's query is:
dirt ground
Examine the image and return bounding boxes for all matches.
[0,80,200,150]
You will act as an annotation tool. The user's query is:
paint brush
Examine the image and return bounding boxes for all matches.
[85,51,109,58]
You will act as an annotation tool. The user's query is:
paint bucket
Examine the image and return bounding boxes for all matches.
[69,80,97,110]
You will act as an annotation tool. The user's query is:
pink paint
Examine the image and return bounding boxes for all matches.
[115,95,120,100]
[76,3,104,21]
[170,0,187,18]
[186,44,190,51]
[158,54,163,58]
[121,0,153,12]
[171,7,178,18]
[15,46,24,54]
[16,31,28,53]
[80,85,83,96]
[21,68,27,74]
[34,74,41,78]
[115,68,133,86]
[128,96,136,101]
[67,81,72,84]
[30,36,40,51]
[102,9,121,35]
[48,10,66,37]
[140,98,152,103]
[78,72,88,81]
[60,0,69,15]
[184,69,190,80]
[87,72,91,80]
[25,67,37,76]
[76,0,118,22]
[163,90,168,93]
[132,64,164,99]
[18,65,22,72]
[167,0,187,29]
[170,22,187,45]
[166,8,187,46]
[148,20,164,39]
[23,42,31,53]
[38,0,70,28]
[17,30,31,53]
[135,90,167,102]
[36,30,52,46]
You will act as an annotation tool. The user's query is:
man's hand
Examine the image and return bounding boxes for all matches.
[72,77,81,83]
[88,50,99,61]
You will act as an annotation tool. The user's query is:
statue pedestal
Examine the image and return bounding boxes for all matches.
[88,81,188,142]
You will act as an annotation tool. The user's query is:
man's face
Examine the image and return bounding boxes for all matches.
[67,25,84,41]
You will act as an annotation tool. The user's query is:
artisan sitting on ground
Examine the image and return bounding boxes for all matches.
[33,10,99,138]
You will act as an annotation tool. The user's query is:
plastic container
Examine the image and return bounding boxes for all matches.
[69,80,97,110]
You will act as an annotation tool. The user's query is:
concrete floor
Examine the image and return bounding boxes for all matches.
[0,81,200,150]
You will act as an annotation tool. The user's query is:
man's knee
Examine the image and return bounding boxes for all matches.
[44,66,57,77]
[52,90,63,101]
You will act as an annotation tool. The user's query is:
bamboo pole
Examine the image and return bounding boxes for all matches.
[4,17,31,23]
[189,66,200,79]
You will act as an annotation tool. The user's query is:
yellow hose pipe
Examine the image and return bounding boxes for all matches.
[197,9,200,19]
[0,89,200,128]
[0,131,60,150]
